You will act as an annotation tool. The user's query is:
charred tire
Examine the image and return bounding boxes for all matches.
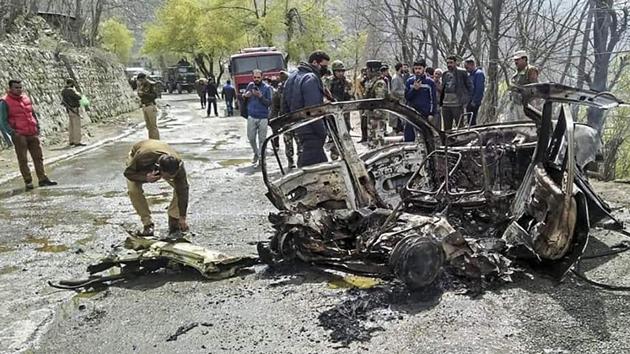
[389,235,444,290]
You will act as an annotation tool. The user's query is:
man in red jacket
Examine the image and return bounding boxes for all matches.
[0,80,57,190]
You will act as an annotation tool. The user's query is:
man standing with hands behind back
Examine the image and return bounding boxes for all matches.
[61,78,86,147]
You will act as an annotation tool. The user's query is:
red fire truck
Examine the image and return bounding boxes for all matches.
[229,47,286,107]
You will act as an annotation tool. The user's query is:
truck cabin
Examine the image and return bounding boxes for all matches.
[229,48,285,96]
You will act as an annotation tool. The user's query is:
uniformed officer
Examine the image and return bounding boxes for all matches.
[326,60,354,130]
[136,73,160,139]
[124,139,189,236]
[363,60,389,148]
[509,50,539,121]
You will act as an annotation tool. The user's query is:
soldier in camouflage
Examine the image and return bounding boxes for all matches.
[326,60,354,130]
[363,60,389,148]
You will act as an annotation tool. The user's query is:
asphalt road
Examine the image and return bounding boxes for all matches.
[1,94,629,354]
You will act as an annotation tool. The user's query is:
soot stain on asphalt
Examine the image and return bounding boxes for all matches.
[318,275,452,347]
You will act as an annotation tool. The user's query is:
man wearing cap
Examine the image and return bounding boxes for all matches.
[464,58,485,126]
[405,59,437,141]
[364,60,389,148]
[124,139,189,237]
[440,55,472,130]
[61,78,86,147]
[136,73,160,139]
[511,50,539,88]
[510,50,539,121]
[327,60,354,130]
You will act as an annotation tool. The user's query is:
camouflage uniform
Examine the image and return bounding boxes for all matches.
[269,72,297,167]
[326,60,354,130]
[364,61,388,148]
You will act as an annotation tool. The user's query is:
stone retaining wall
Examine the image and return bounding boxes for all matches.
[0,43,138,142]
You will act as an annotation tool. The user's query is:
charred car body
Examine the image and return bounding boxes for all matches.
[257,83,626,290]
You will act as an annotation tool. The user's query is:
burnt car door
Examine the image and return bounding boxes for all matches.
[261,99,441,212]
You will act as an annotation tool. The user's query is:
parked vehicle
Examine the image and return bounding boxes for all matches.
[165,61,198,94]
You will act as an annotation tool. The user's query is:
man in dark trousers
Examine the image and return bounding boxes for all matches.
[0,79,57,190]
[282,50,330,167]
[464,58,486,126]
[440,55,472,130]
[206,78,220,117]
[125,139,189,237]
[222,79,236,116]
[195,78,207,109]
[404,59,437,141]
[61,78,85,147]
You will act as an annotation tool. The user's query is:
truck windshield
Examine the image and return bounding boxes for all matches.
[232,54,284,75]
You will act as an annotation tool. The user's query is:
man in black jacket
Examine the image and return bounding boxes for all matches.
[206,78,220,117]
[282,51,330,167]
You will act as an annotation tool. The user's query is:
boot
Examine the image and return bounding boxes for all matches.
[136,223,154,237]
[168,217,180,235]
[39,179,58,187]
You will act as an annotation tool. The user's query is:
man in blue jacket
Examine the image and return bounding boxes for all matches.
[404,59,437,141]
[464,58,485,126]
[221,80,236,116]
[282,50,330,167]
[243,69,272,165]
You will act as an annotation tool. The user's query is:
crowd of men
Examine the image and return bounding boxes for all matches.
[0,49,540,237]
[237,49,540,169]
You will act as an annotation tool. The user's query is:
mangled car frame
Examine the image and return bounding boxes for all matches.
[257,83,626,290]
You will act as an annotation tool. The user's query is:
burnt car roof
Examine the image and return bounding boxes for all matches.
[514,83,626,108]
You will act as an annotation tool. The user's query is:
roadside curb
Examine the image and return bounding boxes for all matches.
[0,121,145,187]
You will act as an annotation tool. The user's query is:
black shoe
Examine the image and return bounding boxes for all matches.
[25,182,34,190]
[74,143,86,147]
[39,179,58,187]
[136,223,155,237]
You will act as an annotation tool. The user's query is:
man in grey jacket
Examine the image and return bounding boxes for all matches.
[439,55,472,130]
[389,63,406,133]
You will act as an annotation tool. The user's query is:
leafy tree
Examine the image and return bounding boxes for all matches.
[100,18,134,63]
[143,0,341,78]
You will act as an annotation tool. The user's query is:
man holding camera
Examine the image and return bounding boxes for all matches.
[124,139,189,237]
[243,69,272,165]
[404,59,437,141]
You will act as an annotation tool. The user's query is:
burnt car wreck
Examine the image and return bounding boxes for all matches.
[257,83,627,290]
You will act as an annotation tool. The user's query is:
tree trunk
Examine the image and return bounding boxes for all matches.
[485,0,503,121]
[573,3,593,118]
[90,0,104,46]
[587,0,626,134]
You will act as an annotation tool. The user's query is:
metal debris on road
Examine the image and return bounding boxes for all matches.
[49,235,258,291]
